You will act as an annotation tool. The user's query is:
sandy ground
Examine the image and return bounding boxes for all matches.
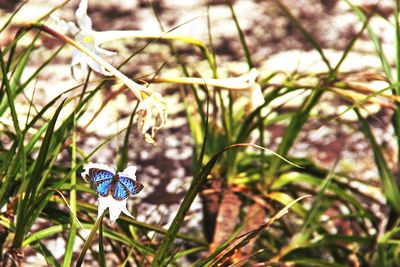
[0,0,397,265]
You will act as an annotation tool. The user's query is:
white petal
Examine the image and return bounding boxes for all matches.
[109,206,122,224]
[85,56,112,76]
[120,202,134,219]
[79,60,89,77]
[136,92,167,143]
[142,108,153,134]
[97,196,111,219]
[119,166,137,179]
[96,46,117,57]
[50,15,80,35]
[81,163,91,180]
[250,84,264,109]
[76,0,93,32]
[247,68,259,84]
[136,102,147,112]
[97,196,128,224]
[71,49,82,66]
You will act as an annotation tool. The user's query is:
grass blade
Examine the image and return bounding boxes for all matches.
[208,195,309,267]
[12,98,66,247]
[152,143,299,266]
[63,108,78,267]
[76,214,104,267]
[0,0,28,33]
[355,108,400,213]
[227,1,253,68]
[276,0,332,71]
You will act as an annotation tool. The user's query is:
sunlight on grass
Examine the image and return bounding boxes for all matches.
[0,0,400,266]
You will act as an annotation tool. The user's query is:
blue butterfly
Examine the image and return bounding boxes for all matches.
[82,164,143,200]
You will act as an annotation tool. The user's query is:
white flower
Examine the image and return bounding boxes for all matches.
[81,163,142,224]
[246,69,264,110]
[98,195,134,224]
[223,68,263,110]
[136,92,167,144]
[61,0,116,76]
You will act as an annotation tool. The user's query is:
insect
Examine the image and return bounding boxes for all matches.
[82,164,144,200]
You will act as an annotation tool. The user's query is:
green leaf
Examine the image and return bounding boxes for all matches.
[76,214,105,267]
[356,108,400,213]
[227,1,253,69]
[23,225,68,247]
[276,0,332,71]
[208,195,309,267]
[13,98,66,247]
[63,112,78,267]
[152,143,299,266]
[288,258,348,267]
[301,162,337,231]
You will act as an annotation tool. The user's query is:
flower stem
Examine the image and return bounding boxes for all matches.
[149,76,252,90]
[28,23,150,101]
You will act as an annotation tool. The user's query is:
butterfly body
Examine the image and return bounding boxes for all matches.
[84,165,143,200]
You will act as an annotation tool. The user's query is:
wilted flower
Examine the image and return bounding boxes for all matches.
[136,92,167,144]
[51,0,171,142]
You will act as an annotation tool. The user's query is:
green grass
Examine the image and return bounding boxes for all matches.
[1,0,400,265]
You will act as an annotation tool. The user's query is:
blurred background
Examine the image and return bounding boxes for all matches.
[0,0,399,266]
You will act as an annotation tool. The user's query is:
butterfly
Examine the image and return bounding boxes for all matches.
[82,163,144,200]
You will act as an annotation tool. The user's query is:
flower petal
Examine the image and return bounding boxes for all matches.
[76,0,92,32]
[97,196,110,219]
[141,108,153,136]
[136,92,167,144]
[97,196,135,224]
[96,46,117,57]
[71,49,83,66]
[250,84,264,110]
[51,15,80,35]
[79,60,89,77]
[109,205,123,224]
[84,55,113,76]
[118,166,137,179]
[119,200,135,219]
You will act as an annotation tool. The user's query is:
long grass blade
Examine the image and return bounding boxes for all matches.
[275,0,332,71]
[151,143,299,266]
[0,0,28,33]
[355,108,400,213]
[76,214,105,267]
[208,195,310,267]
[12,98,66,247]
[63,108,78,267]
[227,1,253,68]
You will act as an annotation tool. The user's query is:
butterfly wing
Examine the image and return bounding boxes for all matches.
[86,168,113,182]
[95,179,113,197]
[88,168,114,196]
[112,181,129,200]
[118,176,144,195]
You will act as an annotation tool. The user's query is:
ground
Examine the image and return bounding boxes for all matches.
[0,0,396,265]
